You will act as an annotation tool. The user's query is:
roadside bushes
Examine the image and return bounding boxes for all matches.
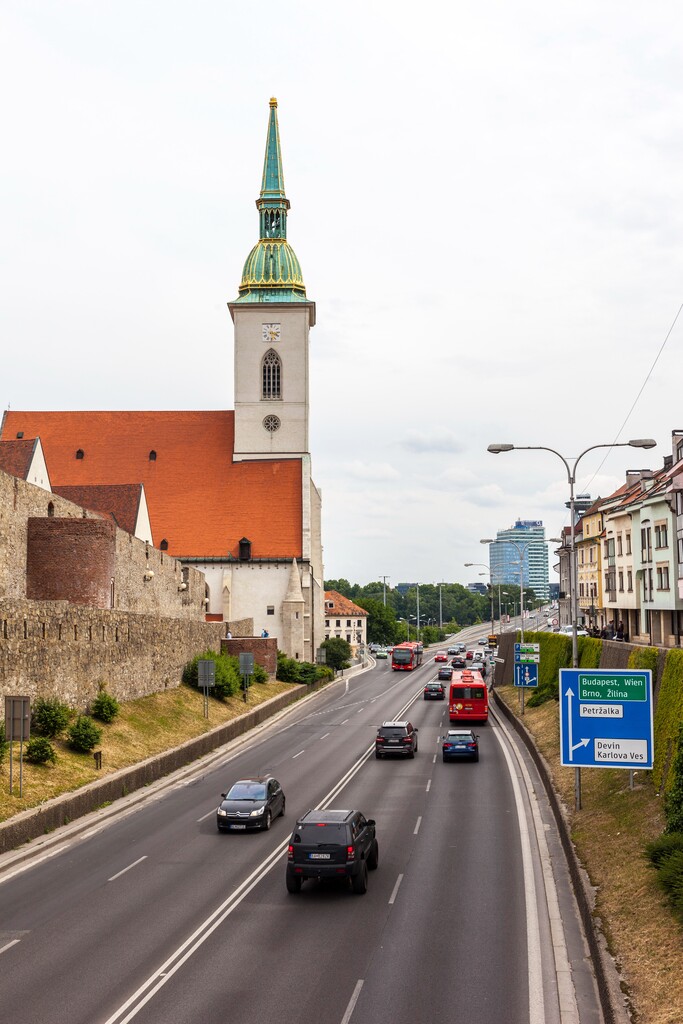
[91,686,120,724]
[32,696,71,738]
[183,648,268,699]
[646,724,683,927]
[24,737,57,765]
[67,716,102,753]
[276,651,333,685]
[524,632,572,707]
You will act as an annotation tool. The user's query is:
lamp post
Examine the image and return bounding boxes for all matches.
[488,436,656,808]
[464,561,495,638]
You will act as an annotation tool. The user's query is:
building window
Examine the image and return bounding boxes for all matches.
[149,450,157,461]
[617,534,623,556]
[262,349,282,400]
[263,414,281,433]
[657,566,670,590]
[627,570,633,591]
[336,620,340,627]
[579,583,584,598]
[238,537,252,561]
[346,619,351,627]
[618,571,624,592]
[76,449,84,460]
[160,539,168,551]
[47,501,55,517]
[267,605,275,615]
[641,527,652,563]
[625,532,632,555]
[357,619,362,626]
[655,524,668,548]
[346,634,351,642]
[325,619,329,628]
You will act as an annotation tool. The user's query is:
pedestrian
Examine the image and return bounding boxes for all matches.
[227,629,232,639]
[616,621,624,641]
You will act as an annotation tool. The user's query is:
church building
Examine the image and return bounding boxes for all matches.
[1,99,325,662]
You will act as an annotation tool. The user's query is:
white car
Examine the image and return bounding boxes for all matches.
[557,625,589,637]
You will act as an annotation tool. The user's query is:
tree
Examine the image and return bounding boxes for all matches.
[321,637,352,671]
[354,598,398,645]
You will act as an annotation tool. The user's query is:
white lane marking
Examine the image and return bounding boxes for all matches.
[108,856,148,883]
[292,750,305,759]
[414,816,422,835]
[341,719,349,725]
[491,725,545,1024]
[341,980,364,1024]
[80,826,104,839]
[426,780,431,792]
[432,754,436,764]
[388,874,404,905]
[357,708,363,713]
[492,708,579,1024]
[0,939,20,956]
[319,732,330,740]
[103,744,378,1024]
[197,808,216,823]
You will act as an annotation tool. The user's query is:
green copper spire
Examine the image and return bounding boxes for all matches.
[234,98,308,303]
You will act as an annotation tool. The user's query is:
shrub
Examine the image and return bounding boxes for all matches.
[654,849,683,924]
[91,687,120,723]
[32,696,72,738]
[320,637,352,671]
[24,736,57,765]
[653,650,683,795]
[253,663,269,684]
[183,649,240,700]
[276,652,333,685]
[646,832,683,867]
[525,632,572,707]
[67,716,102,753]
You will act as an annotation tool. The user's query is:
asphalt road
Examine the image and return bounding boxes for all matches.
[0,643,601,1024]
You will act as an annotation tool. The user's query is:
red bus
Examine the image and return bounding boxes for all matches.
[448,670,489,723]
[391,641,423,671]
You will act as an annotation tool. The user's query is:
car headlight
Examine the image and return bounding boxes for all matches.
[217,808,228,816]
[249,806,265,817]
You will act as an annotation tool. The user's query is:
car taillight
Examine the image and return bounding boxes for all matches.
[287,844,294,861]
[346,845,355,861]
[402,736,412,743]
[376,736,384,743]
[467,744,476,750]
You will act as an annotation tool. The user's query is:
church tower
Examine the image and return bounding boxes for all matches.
[229,98,316,462]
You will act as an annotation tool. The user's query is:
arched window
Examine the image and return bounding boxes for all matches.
[262,349,281,400]
[149,450,157,461]
[160,539,168,551]
[47,502,55,518]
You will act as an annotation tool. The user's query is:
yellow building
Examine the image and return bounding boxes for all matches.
[576,499,605,630]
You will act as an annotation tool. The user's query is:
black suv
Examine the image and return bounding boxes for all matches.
[286,809,378,894]
[375,721,418,758]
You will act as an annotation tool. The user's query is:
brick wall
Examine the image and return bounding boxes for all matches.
[221,636,277,675]
[27,518,117,606]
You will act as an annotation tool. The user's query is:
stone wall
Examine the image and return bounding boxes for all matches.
[0,600,228,705]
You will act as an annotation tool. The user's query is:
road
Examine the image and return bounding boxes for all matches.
[0,642,601,1024]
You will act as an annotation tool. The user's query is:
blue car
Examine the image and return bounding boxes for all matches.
[442,729,479,763]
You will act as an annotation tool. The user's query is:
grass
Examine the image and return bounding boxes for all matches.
[0,680,298,824]
[496,684,683,1024]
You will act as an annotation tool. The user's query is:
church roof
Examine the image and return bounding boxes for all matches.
[0,410,303,559]
[51,483,144,536]
[233,98,310,305]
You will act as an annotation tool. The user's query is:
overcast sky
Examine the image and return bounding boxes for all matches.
[2,1,682,587]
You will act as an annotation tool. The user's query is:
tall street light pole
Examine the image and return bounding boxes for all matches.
[464,560,495,638]
[488,436,656,809]
[379,576,390,606]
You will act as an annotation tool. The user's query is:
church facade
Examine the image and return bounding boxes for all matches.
[1,99,325,663]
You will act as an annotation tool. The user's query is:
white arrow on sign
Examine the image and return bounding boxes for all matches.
[565,687,589,762]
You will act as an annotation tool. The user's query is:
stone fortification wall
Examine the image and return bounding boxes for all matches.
[0,600,227,705]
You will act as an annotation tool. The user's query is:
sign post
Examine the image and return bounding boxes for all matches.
[559,670,654,780]
[5,696,31,797]
[239,652,255,704]
[198,659,215,719]
[514,643,540,715]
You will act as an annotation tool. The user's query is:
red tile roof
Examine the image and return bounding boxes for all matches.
[0,438,39,479]
[52,483,143,536]
[324,591,368,617]
[1,411,302,558]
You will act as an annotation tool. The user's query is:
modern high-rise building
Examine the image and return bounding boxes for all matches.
[488,520,549,600]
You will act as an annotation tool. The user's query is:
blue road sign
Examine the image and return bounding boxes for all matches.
[559,669,653,769]
[514,663,538,687]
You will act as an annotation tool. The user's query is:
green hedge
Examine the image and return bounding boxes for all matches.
[524,632,572,707]
[628,645,660,682]
[652,650,683,795]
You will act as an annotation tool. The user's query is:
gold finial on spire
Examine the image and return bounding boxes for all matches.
[269,97,278,107]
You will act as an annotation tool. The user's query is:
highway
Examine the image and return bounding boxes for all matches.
[0,637,601,1024]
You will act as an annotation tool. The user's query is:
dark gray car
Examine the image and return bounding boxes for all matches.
[216,775,285,832]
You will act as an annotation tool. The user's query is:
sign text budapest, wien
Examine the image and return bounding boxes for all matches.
[559,669,653,769]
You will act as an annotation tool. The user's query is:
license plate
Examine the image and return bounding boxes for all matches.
[388,739,399,744]
[230,824,247,830]
[309,852,331,860]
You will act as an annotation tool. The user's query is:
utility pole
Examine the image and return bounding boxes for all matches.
[438,582,443,629]
[416,583,420,639]
[379,575,390,606]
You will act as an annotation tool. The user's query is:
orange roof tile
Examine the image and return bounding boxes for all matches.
[324,591,368,617]
[1,411,302,558]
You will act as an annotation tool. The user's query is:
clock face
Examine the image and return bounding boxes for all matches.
[262,323,281,343]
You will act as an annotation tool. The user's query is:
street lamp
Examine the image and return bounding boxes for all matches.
[488,436,656,807]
